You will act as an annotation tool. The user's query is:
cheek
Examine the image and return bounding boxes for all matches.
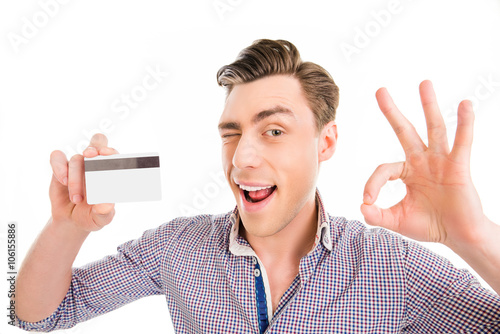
[273,137,319,185]
[295,143,318,185]
[221,145,235,179]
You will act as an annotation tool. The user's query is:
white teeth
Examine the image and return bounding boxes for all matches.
[238,184,274,192]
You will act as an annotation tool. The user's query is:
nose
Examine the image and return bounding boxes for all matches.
[232,135,262,170]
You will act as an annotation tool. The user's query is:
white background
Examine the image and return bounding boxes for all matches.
[1,0,499,333]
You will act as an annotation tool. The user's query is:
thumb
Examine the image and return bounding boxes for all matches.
[90,203,116,230]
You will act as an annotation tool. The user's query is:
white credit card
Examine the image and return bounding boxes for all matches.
[84,152,162,204]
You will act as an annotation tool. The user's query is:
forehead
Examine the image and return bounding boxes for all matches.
[219,75,314,125]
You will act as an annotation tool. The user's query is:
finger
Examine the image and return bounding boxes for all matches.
[360,201,402,233]
[83,134,119,158]
[91,203,116,228]
[82,146,98,158]
[84,133,109,155]
[419,80,449,153]
[83,146,119,158]
[376,87,426,154]
[450,100,475,163]
[50,150,69,186]
[99,146,119,156]
[68,154,85,204]
[363,162,405,205]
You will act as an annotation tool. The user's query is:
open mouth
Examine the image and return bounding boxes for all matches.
[239,184,277,203]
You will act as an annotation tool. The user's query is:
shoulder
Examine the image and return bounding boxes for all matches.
[117,211,233,259]
[328,214,408,253]
[166,211,231,237]
[326,214,468,279]
[152,211,233,251]
[324,214,454,272]
[138,211,231,237]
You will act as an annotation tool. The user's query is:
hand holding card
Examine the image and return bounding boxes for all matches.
[49,134,119,232]
[84,152,162,204]
[49,133,162,233]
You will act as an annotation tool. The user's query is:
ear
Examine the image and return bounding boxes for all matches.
[318,121,338,162]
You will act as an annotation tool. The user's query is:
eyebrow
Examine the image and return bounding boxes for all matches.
[218,105,296,131]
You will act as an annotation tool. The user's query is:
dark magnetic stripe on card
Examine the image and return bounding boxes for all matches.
[85,156,160,172]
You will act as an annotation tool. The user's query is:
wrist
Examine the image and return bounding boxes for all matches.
[49,216,90,242]
[447,218,500,295]
[448,216,499,264]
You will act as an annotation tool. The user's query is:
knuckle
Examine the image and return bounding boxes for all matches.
[69,154,83,165]
[90,133,108,146]
[50,150,63,159]
[92,133,106,140]
[375,163,388,174]
[393,125,404,135]
[428,121,445,133]
[67,177,80,187]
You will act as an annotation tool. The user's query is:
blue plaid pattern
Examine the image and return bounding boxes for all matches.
[16,190,500,333]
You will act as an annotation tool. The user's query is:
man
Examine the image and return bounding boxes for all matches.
[16,39,500,332]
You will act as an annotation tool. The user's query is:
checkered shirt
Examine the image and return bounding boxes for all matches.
[16,190,500,333]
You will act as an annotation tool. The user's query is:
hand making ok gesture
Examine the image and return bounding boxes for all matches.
[360,80,500,295]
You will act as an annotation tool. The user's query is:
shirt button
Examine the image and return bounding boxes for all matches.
[324,235,330,244]
[254,269,261,277]
[252,257,257,265]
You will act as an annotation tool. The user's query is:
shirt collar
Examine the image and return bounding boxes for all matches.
[228,188,332,257]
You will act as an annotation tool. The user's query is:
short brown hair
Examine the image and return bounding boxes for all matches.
[216,39,339,132]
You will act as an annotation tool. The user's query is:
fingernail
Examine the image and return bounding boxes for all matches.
[62,177,68,186]
[73,195,83,203]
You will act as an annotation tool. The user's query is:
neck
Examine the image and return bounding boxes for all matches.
[241,193,318,265]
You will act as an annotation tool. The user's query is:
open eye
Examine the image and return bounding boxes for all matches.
[265,129,283,137]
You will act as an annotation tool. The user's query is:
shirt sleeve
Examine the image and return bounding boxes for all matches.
[16,221,172,332]
[403,239,500,332]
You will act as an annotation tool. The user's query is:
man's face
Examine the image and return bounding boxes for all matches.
[218,75,327,238]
